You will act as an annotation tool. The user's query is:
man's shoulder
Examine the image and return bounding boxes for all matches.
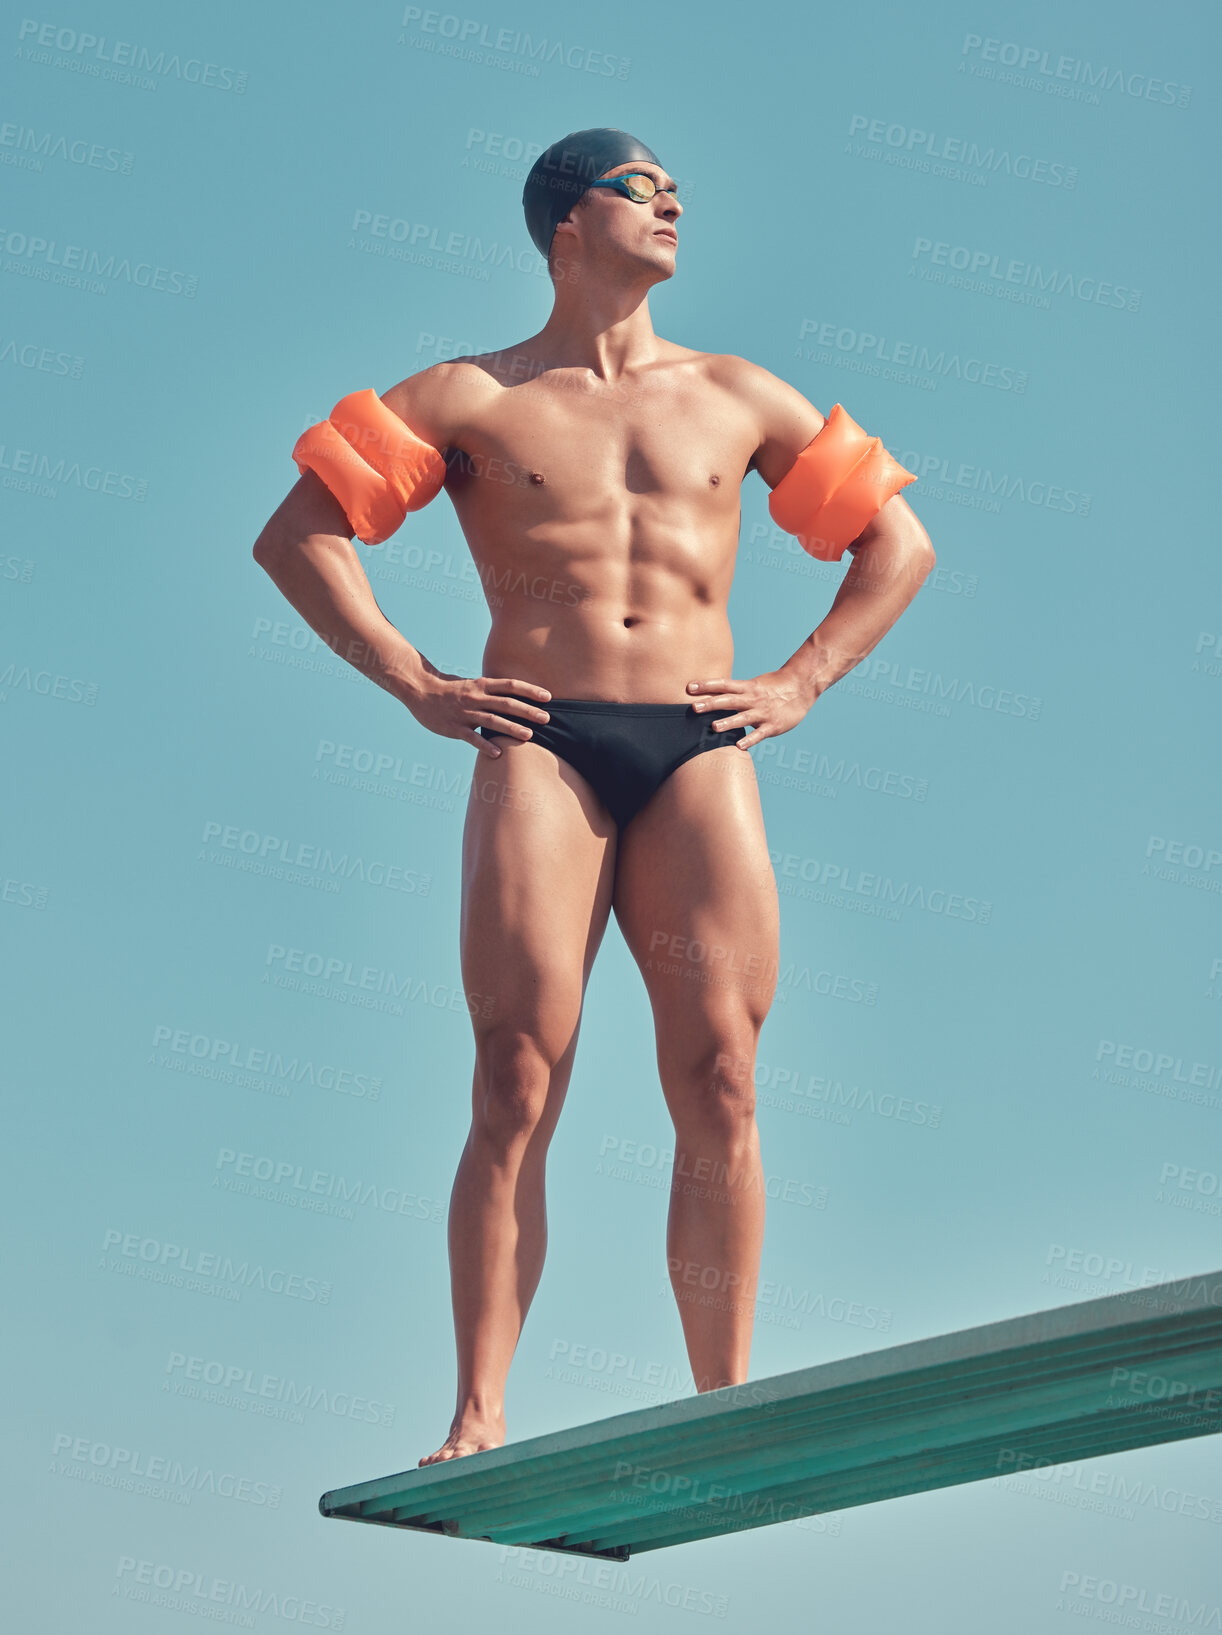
[382,353,501,405]
[711,351,783,387]
[685,349,787,400]
[379,354,504,448]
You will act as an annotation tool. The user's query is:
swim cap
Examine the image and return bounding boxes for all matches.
[522,127,663,259]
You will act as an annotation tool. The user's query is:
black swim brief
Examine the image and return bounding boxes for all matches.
[478,698,747,830]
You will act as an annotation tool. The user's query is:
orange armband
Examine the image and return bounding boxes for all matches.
[767,403,917,562]
[292,388,446,545]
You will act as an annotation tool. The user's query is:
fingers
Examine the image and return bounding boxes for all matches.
[686,678,742,696]
[475,679,551,724]
[469,709,536,739]
[484,676,552,702]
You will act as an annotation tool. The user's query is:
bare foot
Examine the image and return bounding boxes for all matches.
[418,1410,506,1466]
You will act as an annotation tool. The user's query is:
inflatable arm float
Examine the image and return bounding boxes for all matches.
[292,389,446,545]
[767,404,916,561]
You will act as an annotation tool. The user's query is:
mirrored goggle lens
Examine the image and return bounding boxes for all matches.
[623,174,657,201]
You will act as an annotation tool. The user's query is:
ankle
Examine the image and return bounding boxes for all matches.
[454,1397,505,1425]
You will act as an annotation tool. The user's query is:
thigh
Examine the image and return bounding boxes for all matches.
[612,745,779,1072]
[461,733,617,1062]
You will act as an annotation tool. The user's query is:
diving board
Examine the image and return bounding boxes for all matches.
[320,1268,1222,1559]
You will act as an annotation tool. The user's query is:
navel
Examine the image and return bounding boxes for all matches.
[709,474,720,487]
[530,471,545,485]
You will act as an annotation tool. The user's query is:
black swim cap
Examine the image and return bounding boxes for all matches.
[522,127,663,259]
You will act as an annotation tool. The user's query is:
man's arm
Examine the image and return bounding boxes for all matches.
[252,363,458,700]
[737,358,936,701]
[252,464,441,702]
[251,365,550,755]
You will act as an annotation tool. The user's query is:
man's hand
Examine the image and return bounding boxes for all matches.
[406,672,552,758]
[685,669,816,750]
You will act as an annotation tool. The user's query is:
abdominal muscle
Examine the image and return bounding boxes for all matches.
[472,526,738,704]
[481,597,735,703]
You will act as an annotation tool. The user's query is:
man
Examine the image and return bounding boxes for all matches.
[252,128,934,1467]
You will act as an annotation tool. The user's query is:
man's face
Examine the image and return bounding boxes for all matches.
[553,161,682,282]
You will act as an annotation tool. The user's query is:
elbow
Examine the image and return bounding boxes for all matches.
[907,516,935,571]
[252,526,284,571]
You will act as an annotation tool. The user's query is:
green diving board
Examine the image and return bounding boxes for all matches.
[320,1268,1222,1559]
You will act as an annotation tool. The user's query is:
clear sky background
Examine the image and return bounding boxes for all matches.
[4,0,1220,1628]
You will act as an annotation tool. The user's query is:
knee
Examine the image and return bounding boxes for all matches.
[666,1032,761,1136]
[473,1026,564,1149]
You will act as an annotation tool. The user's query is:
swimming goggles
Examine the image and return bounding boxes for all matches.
[584,172,678,204]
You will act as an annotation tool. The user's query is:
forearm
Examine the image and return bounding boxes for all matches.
[781,510,935,698]
[253,531,435,703]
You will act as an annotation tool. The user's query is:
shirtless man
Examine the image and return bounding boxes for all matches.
[252,127,935,1469]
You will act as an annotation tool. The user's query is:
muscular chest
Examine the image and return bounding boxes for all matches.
[444,375,756,517]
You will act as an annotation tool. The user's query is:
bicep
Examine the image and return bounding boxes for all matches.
[378,360,469,456]
[848,491,933,557]
[738,362,827,489]
[255,468,356,555]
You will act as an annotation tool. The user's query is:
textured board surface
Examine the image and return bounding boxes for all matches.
[320,1269,1222,1558]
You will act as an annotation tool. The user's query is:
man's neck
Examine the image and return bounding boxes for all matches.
[531,282,666,380]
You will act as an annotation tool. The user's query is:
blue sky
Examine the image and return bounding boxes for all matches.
[4,0,1220,1628]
